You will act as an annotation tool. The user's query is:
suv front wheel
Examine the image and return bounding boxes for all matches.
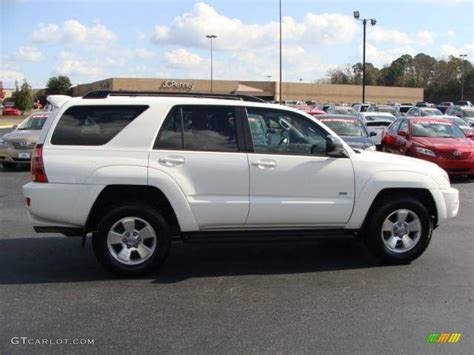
[92,203,171,276]
[364,197,433,264]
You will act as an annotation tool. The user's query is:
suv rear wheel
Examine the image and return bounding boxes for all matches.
[92,203,171,276]
[364,197,432,264]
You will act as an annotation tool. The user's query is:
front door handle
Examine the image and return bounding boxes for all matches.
[159,156,185,166]
[251,159,277,169]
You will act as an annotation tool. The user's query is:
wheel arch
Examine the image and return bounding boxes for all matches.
[85,184,197,235]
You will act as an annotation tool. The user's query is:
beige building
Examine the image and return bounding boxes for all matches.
[72,77,423,104]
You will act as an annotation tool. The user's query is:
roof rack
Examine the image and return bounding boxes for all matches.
[82,90,266,103]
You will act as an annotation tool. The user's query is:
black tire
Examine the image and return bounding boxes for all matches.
[364,197,432,264]
[2,162,16,169]
[92,203,171,276]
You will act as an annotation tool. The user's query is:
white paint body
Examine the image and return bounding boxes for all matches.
[23,96,459,233]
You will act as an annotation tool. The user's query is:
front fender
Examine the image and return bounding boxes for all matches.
[345,170,441,229]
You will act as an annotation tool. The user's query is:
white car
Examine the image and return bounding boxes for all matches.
[360,112,397,147]
[23,91,459,276]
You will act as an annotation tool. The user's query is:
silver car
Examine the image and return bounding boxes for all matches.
[0,112,49,168]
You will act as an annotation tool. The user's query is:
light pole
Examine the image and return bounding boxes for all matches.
[279,0,282,103]
[353,11,376,104]
[206,34,217,92]
[460,53,468,100]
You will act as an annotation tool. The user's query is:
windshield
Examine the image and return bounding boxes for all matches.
[399,106,412,113]
[322,119,367,137]
[411,121,465,138]
[17,115,48,130]
[463,109,474,118]
[420,108,443,116]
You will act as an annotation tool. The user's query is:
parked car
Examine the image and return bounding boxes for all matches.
[456,100,472,107]
[406,106,444,117]
[445,106,474,126]
[2,106,22,116]
[282,100,305,107]
[308,108,326,116]
[326,105,359,117]
[319,115,376,151]
[398,105,413,117]
[367,105,399,118]
[415,101,429,107]
[353,103,370,113]
[23,91,459,276]
[442,115,473,137]
[382,117,474,176]
[437,102,454,113]
[0,112,49,168]
[360,112,397,149]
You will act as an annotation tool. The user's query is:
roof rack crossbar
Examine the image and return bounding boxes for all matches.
[82,90,266,102]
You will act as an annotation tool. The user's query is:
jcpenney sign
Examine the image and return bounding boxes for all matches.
[160,80,194,90]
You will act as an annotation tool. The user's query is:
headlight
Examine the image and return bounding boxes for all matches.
[416,147,436,157]
[365,145,376,151]
[0,139,8,148]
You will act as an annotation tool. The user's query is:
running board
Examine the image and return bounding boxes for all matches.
[180,229,358,243]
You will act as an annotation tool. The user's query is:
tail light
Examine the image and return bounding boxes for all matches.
[31,144,48,183]
[383,135,395,145]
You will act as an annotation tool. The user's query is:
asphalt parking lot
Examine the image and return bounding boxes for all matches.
[0,152,472,354]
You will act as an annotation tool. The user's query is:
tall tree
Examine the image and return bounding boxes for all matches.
[46,75,72,95]
[15,80,33,111]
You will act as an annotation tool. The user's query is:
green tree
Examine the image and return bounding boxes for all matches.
[46,75,72,95]
[15,80,33,111]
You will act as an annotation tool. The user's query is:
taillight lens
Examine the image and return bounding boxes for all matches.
[31,144,48,183]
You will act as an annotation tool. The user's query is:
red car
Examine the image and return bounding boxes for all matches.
[2,107,22,116]
[382,117,474,176]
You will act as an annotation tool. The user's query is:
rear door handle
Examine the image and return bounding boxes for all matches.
[251,159,277,169]
[159,156,185,166]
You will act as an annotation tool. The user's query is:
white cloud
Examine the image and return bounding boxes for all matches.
[15,46,43,61]
[416,31,435,45]
[440,43,474,58]
[56,52,104,78]
[0,69,26,86]
[151,2,356,50]
[370,27,435,46]
[135,48,156,59]
[31,20,117,45]
[364,44,416,67]
[164,48,203,69]
[446,30,455,37]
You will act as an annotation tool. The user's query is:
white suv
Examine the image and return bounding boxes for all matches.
[23,91,460,276]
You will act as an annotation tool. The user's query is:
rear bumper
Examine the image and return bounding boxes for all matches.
[23,182,104,229]
[0,147,33,164]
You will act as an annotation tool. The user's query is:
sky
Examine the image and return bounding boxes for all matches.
[0,0,473,88]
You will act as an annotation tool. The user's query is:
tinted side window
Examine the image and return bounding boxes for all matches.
[246,108,328,156]
[155,106,238,152]
[51,105,148,145]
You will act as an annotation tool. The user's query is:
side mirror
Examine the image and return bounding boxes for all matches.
[397,130,407,137]
[326,135,347,157]
[369,131,377,137]
[12,125,18,129]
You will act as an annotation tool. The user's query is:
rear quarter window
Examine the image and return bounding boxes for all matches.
[51,105,148,145]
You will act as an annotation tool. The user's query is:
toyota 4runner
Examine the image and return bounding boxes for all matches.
[23,91,460,276]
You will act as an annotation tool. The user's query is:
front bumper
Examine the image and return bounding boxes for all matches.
[0,146,33,164]
[412,152,474,176]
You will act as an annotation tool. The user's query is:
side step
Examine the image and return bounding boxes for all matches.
[180,229,358,244]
